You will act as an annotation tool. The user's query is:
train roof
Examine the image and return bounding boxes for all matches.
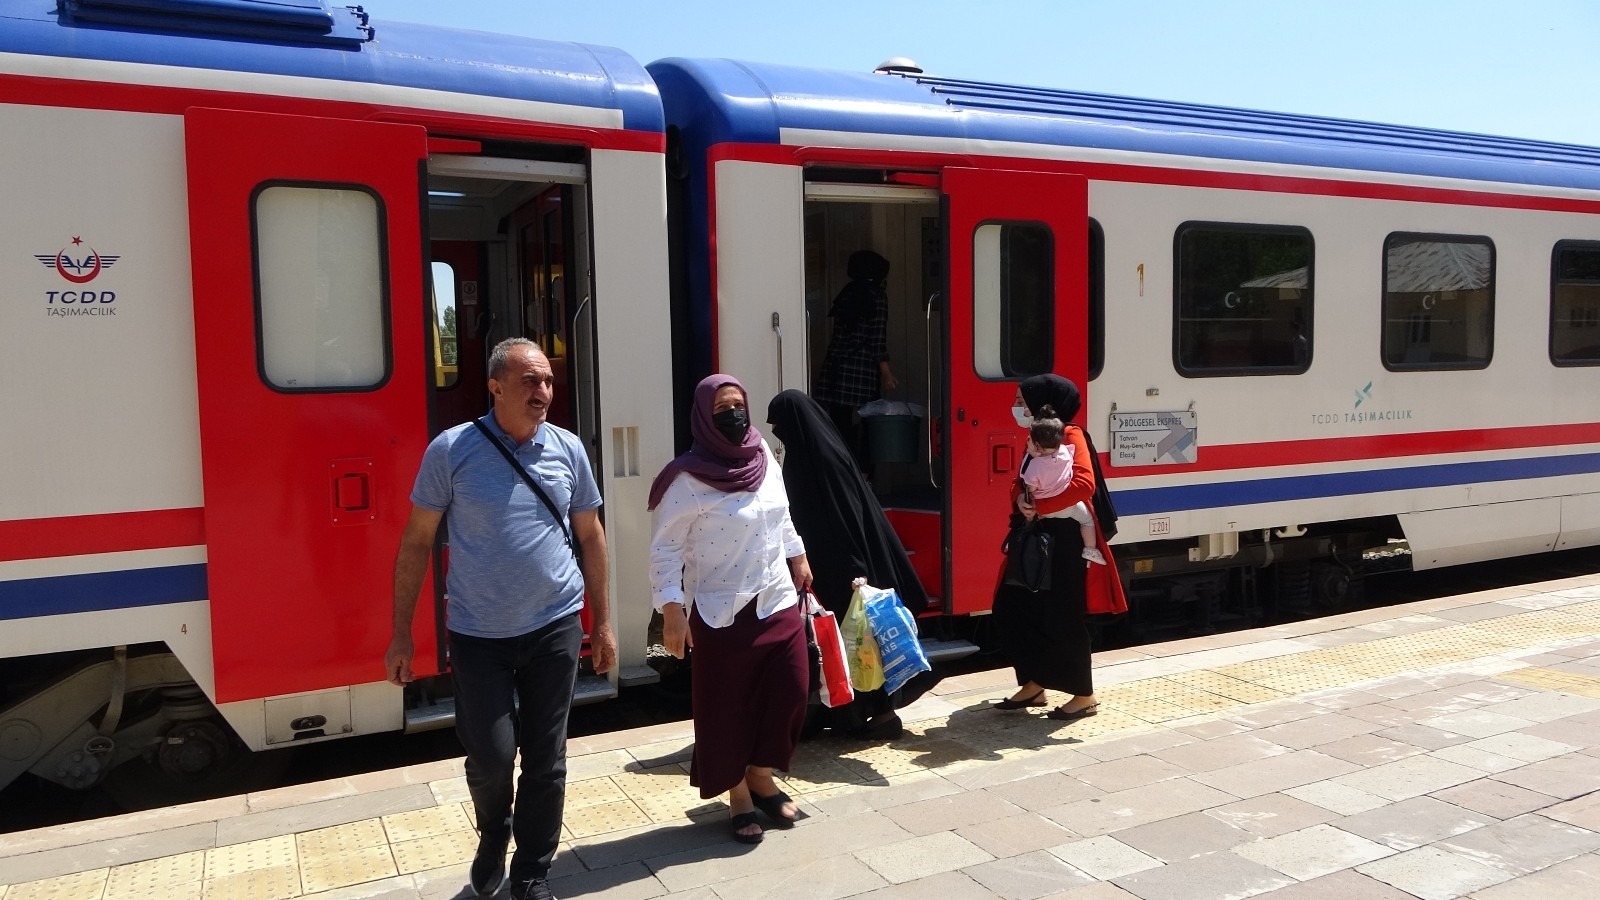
[648,57,1600,192]
[0,1,663,133]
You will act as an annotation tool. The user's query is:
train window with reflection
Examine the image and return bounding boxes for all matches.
[430,261,460,388]
[1174,223,1313,376]
[252,184,389,391]
[1088,218,1104,381]
[1551,241,1600,367]
[973,221,1053,379]
[1382,233,1494,371]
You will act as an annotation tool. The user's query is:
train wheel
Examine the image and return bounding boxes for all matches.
[101,718,293,811]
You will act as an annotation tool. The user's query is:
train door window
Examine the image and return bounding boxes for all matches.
[1550,241,1600,366]
[973,221,1053,379]
[253,184,389,390]
[431,261,460,388]
[1088,218,1105,381]
[1174,222,1313,376]
[1382,233,1494,370]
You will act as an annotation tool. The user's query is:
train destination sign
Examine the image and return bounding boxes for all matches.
[1109,410,1197,466]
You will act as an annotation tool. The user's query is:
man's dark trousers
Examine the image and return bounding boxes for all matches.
[450,612,582,881]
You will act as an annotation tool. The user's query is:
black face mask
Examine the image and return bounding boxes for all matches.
[712,407,749,443]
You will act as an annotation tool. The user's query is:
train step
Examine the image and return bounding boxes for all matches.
[921,638,979,664]
[403,674,620,733]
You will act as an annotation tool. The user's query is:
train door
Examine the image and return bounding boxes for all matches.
[943,168,1088,613]
[184,108,437,703]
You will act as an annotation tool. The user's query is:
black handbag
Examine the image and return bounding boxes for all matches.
[1002,518,1053,592]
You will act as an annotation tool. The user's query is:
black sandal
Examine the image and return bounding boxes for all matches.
[729,811,764,844]
[1046,702,1100,722]
[750,790,798,828]
[994,690,1046,710]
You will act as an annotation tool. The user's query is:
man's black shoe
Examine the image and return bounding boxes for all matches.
[511,877,555,900]
[469,821,511,896]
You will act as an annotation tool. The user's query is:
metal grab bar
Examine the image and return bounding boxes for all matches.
[772,311,784,391]
[925,292,941,489]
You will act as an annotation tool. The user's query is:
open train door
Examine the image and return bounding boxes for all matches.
[185,108,437,705]
[943,168,1088,614]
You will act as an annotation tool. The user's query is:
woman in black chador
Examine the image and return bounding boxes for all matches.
[767,389,935,739]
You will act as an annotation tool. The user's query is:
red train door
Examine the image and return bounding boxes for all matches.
[943,168,1088,614]
[185,108,438,703]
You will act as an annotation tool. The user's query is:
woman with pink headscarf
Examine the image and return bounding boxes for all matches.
[647,374,813,845]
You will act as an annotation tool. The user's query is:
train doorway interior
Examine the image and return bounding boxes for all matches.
[423,155,614,703]
[801,169,1089,615]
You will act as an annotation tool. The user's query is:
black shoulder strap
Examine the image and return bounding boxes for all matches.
[471,419,575,551]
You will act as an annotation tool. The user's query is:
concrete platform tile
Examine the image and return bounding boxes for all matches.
[1225,700,1326,729]
[628,739,695,769]
[1111,810,1255,863]
[834,744,935,781]
[1521,715,1600,749]
[563,798,653,838]
[1068,755,1191,794]
[1070,727,1194,763]
[547,860,666,900]
[963,849,1094,900]
[1040,778,1239,838]
[1492,751,1600,799]
[1311,733,1427,767]
[853,830,994,884]
[1483,690,1600,723]
[881,787,1025,836]
[205,833,296,880]
[1149,733,1290,773]
[1369,722,1474,750]
[1110,849,1293,900]
[941,745,1100,791]
[1191,749,1360,800]
[845,869,1003,900]
[1280,781,1389,816]
[0,822,218,886]
[1201,793,1338,839]
[707,853,886,900]
[1467,852,1600,899]
[200,863,302,900]
[803,770,961,818]
[985,772,1105,813]
[296,819,388,859]
[1436,812,1600,875]
[1543,790,1600,831]
[0,796,244,861]
[102,850,204,899]
[1329,753,1481,801]
[1335,794,1497,850]
[380,804,471,844]
[389,828,476,875]
[1246,866,1415,898]
[1043,836,1160,881]
[566,775,631,809]
[566,749,637,782]
[215,784,438,847]
[1355,845,1511,900]
[299,843,398,894]
[1340,703,1423,728]
[1035,883,1140,900]
[1167,719,1249,740]
[955,812,1081,858]
[2,870,108,900]
[1233,822,1393,881]
[1252,713,1382,750]
[427,775,469,805]
[567,820,723,873]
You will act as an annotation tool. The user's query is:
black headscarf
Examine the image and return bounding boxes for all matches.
[767,390,929,616]
[1018,374,1119,540]
[828,250,890,329]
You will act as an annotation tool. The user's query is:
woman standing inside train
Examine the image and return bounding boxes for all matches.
[993,374,1115,721]
[647,374,813,844]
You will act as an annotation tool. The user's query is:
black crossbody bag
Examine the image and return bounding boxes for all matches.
[471,419,580,563]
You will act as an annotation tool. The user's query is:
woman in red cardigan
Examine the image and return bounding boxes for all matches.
[992,374,1121,722]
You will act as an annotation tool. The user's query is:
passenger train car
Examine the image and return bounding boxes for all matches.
[4,0,1600,795]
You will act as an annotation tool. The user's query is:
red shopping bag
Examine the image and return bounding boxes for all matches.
[806,595,855,708]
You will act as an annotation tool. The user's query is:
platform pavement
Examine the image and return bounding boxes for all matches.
[4,575,1600,900]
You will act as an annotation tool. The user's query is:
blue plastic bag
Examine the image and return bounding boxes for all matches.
[860,584,931,695]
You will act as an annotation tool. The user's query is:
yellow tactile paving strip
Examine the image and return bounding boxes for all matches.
[3,595,1597,898]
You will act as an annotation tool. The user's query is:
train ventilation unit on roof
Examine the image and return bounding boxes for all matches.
[56,0,374,47]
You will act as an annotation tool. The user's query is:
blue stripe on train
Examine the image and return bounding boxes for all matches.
[1113,451,1600,516]
[0,564,208,620]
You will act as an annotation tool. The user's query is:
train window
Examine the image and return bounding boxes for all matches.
[1088,219,1105,381]
[253,184,389,391]
[1382,233,1494,371]
[1174,223,1313,376]
[1551,241,1600,367]
[431,261,460,388]
[973,221,1053,379]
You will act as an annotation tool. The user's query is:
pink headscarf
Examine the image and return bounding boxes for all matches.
[647,374,768,510]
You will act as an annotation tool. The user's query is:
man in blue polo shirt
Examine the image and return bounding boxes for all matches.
[385,338,616,900]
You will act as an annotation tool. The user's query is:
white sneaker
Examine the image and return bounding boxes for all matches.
[1082,548,1106,565]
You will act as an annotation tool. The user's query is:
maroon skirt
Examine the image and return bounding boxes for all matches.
[688,597,809,799]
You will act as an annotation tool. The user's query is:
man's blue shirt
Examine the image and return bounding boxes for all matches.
[410,414,601,638]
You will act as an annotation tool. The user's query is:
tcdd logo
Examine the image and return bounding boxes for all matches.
[35,235,119,285]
